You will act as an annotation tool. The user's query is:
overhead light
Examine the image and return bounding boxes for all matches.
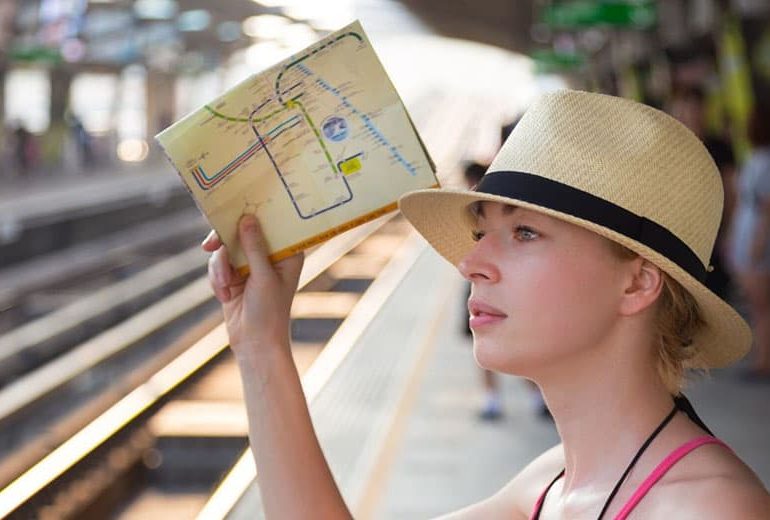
[242,14,291,39]
[217,21,242,42]
[246,41,287,71]
[250,0,305,7]
[177,10,211,32]
[279,1,352,32]
[117,139,149,162]
[278,23,317,48]
[134,0,178,20]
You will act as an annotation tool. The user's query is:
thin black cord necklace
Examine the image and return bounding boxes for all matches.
[534,401,681,520]
[595,402,678,519]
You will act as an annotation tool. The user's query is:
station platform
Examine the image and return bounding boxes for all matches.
[0,162,181,229]
[0,163,195,270]
[223,235,770,520]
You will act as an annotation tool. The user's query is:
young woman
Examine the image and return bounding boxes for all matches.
[202,90,770,519]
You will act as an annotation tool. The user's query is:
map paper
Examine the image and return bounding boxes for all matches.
[156,20,438,275]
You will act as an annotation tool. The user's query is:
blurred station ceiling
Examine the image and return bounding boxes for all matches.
[3,1,770,74]
[0,0,541,74]
[396,0,536,53]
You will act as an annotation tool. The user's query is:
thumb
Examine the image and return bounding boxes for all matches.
[238,214,271,275]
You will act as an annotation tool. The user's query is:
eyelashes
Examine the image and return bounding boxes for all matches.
[515,226,539,241]
[470,226,540,242]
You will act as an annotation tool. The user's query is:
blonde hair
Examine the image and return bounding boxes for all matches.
[609,242,705,393]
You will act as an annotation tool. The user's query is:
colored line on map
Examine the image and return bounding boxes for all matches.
[274,31,363,104]
[287,98,337,174]
[281,82,302,96]
[204,103,290,124]
[189,116,302,190]
[338,153,363,175]
[251,108,353,221]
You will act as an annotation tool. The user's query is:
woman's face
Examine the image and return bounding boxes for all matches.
[459,201,631,376]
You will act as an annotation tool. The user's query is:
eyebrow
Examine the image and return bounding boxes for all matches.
[470,202,518,219]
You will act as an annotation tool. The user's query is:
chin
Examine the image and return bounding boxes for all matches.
[473,336,553,378]
[472,337,532,376]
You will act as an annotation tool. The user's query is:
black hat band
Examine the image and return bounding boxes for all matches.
[475,171,708,283]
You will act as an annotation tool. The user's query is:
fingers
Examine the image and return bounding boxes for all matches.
[208,247,234,302]
[275,252,305,289]
[201,229,221,252]
[238,214,272,275]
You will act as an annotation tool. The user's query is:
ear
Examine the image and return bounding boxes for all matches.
[618,257,664,317]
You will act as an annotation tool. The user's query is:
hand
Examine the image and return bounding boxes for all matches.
[201,214,304,361]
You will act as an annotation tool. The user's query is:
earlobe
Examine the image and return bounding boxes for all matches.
[620,259,664,316]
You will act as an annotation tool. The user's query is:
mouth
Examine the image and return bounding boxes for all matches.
[468,298,507,329]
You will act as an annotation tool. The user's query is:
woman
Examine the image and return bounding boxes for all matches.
[202,90,770,518]
[728,102,770,380]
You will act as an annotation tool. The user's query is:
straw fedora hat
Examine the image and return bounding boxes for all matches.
[399,89,751,368]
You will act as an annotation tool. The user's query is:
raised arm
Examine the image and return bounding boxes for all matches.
[202,214,352,520]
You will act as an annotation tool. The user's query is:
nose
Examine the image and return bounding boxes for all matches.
[457,234,501,283]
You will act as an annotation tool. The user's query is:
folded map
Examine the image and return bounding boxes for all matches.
[156,20,439,275]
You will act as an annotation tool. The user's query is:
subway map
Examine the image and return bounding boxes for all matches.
[156,21,437,273]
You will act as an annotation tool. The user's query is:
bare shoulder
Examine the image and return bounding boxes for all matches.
[500,442,566,512]
[644,442,770,519]
[434,444,565,520]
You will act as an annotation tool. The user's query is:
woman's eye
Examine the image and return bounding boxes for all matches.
[471,229,485,242]
[514,226,539,241]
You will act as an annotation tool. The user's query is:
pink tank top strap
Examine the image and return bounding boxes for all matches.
[613,436,731,520]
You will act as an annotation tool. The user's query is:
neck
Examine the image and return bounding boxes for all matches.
[534,334,674,495]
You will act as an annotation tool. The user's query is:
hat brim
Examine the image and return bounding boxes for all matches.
[399,188,751,369]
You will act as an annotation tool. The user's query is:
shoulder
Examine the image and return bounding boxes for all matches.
[642,440,770,519]
[435,444,564,520]
[489,443,566,517]
[649,472,770,519]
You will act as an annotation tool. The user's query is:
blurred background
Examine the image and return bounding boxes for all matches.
[0,1,769,519]
[0,0,767,178]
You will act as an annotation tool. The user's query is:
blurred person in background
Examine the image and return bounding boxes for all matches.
[70,114,93,170]
[728,101,770,380]
[10,121,36,179]
[668,85,736,301]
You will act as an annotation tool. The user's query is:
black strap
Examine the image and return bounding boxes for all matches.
[673,394,714,436]
[532,395,711,519]
[474,171,708,283]
[595,403,678,519]
[531,469,565,520]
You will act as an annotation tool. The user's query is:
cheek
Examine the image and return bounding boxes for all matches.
[534,255,619,347]
[474,254,619,371]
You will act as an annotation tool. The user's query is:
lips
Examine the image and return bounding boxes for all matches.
[468,298,507,328]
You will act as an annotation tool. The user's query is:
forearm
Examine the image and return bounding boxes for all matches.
[235,344,352,520]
